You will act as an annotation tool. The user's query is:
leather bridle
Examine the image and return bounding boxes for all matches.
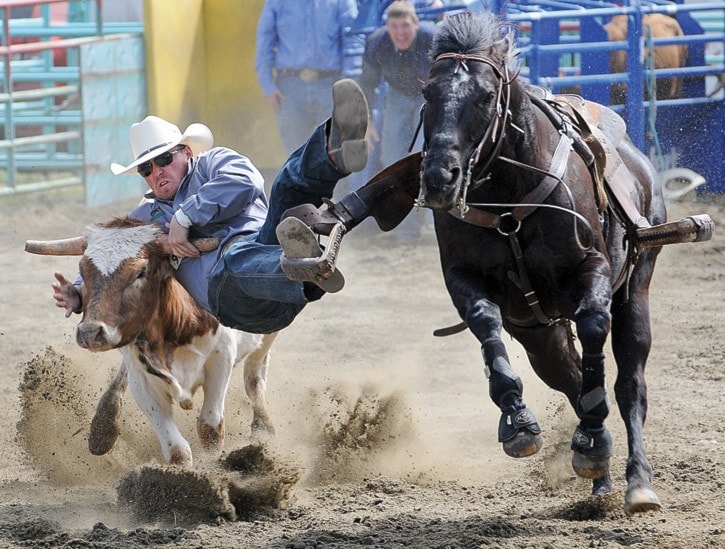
[419,52,517,215]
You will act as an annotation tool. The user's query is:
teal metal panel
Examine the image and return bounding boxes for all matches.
[81,34,146,206]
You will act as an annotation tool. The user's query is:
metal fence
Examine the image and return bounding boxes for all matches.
[0,0,143,197]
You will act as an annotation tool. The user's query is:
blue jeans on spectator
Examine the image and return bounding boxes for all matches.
[275,74,338,155]
[208,122,345,334]
[381,87,428,238]
[380,87,424,168]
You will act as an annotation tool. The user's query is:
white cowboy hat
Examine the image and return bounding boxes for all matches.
[110,115,214,175]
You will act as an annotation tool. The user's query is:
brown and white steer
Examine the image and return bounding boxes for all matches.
[26,217,277,467]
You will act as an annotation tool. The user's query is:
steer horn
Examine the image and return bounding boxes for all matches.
[25,236,87,256]
[25,235,221,256]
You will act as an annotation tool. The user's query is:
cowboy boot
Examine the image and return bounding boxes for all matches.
[276,79,369,290]
[327,78,369,174]
[276,216,345,293]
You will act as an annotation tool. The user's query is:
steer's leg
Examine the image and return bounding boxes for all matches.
[197,332,236,452]
[611,252,661,513]
[123,351,193,466]
[446,267,542,458]
[241,331,278,438]
[88,360,128,456]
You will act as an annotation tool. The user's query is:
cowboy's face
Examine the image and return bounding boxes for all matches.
[141,146,191,200]
[386,15,419,51]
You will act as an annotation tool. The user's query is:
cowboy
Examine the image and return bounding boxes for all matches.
[53,79,369,334]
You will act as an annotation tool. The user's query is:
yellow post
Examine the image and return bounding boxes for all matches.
[144,0,285,171]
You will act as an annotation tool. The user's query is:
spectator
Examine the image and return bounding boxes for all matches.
[359,1,437,168]
[255,0,362,156]
[53,80,370,335]
[358,1,437,236]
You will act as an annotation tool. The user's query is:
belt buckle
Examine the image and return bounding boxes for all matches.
[299,68,318,83]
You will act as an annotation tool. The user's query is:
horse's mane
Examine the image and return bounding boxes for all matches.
[431,11,519,68]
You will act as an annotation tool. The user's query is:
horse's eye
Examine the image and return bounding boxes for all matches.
[136,266,147,280]
[482,90,496,105]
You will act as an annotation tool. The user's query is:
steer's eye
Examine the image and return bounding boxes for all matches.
[137,266,147,280]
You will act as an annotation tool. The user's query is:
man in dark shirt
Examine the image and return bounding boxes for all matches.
[358,1,436,236]
[359,1,436,168]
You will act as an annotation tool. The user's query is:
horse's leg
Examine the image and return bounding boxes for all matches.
[447,269,542,458]
[570,256,615,481]
[509,321,613,495]
[611,255,661,513]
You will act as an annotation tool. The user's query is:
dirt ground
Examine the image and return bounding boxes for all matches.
[0,187,722,548]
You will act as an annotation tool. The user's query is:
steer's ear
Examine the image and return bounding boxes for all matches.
[25,236,87,256]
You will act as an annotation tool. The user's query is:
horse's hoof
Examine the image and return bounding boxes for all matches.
[499,405,542,457]
[591,473,612,495]
[624,486,662,514]
[572,451,610,479]
[503,431,543,458]
[570,424,611,479]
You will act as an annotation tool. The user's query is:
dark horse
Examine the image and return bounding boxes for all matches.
[281,10,710,514]
[417,12,666,513]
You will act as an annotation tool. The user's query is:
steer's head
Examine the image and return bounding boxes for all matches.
[75,219,170,351]
[26,217,221,353]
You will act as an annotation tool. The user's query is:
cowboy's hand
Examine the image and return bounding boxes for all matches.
[167,216,200,258]
[265,90,284,113]
[52,272,81,318]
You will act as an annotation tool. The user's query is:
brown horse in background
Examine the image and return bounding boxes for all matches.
[606,14,688,103]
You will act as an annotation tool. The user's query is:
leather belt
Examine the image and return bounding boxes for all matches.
[279,68,339,83]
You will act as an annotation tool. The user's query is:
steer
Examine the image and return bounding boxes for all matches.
[26,217,278,467]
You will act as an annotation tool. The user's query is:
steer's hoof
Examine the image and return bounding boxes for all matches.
[198,419,225,450]
[503,430,543,458]
[88,390,124,455]
[624,486,662,514]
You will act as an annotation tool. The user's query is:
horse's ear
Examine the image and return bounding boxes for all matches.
[493,28,518,66]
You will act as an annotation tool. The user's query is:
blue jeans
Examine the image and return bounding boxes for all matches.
[380,87,424,168]
[208,122,345,333]
[381,88,429,238]
[275,73,338,155]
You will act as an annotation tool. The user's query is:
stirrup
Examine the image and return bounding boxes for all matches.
[282,201,344,236]
[277,218,346,293]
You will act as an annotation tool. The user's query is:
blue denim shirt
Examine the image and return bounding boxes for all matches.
[129,147,268,311]
[254,0,360,97]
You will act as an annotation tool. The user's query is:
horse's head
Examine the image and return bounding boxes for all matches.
[420,12,520,211]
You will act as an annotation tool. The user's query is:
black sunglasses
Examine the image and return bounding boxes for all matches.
[137,146,185,177]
